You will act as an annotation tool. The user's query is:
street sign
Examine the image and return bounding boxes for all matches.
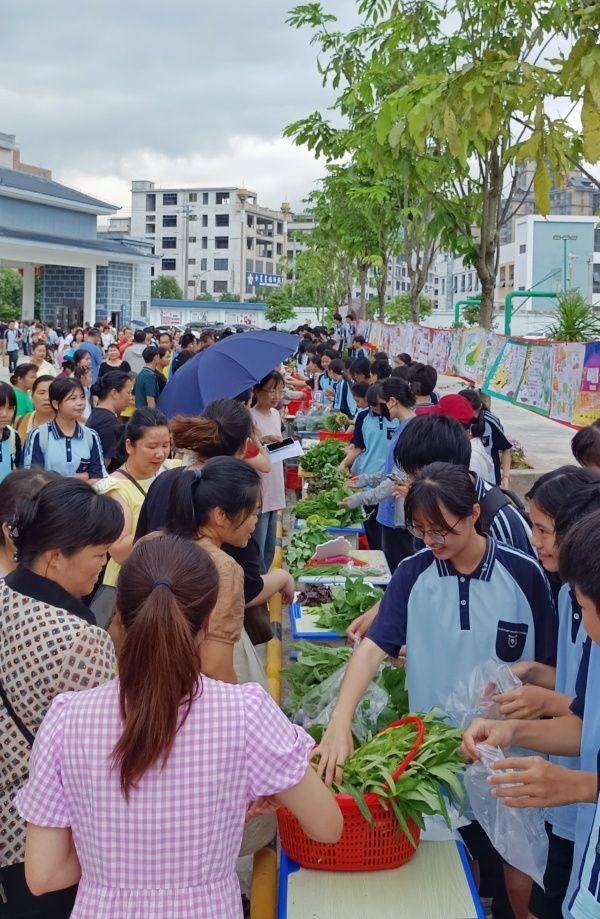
[246,271,283,288]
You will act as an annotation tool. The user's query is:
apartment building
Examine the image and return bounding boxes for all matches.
[130,182,291,300]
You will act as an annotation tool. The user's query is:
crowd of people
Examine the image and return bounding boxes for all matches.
[1,313,600,919]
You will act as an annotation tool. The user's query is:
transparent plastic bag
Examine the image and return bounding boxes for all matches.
[445,659,522,729]
[294,662,390,743]
[464,743,548,887]
[300,405,335,432]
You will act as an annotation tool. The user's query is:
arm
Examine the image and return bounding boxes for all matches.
[88,430,107,480]
[25,826,81,896]
[275,766,343,844]
[500,449,511,487]
[246,569,295,607]
[462,712,583,761]
[340,445,362,471]
[511,660,556,689]
[486,758,597,809]
[200,639,237,684]
[344,476,394,509]
[106,495,135,565]
[146,395,156,408]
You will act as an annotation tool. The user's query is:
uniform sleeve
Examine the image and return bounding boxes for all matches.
[529,565,558,665]
[345,385,357,417]
[14,694,71,827]
[23,428,44,470]
[13,430,22,468]
[88,429,107,479]
[489,417,512,452]
[570,637,591,720]
[243,682,314,799]
[367,560,412,657]
[351,411,367,449]
[345,475,394,509]
[56,625,116,692]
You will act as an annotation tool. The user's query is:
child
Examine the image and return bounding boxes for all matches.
[0,383,22,484]
[327,358,356,418]
[571,420,600,475]
[406,362,438,407]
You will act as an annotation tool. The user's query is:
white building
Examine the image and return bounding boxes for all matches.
[130,182,292,301]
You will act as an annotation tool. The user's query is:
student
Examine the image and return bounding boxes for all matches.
[370,359,392,381]
[318,462,557,917]
[199,329,216,350]
[78,327,104,383]
[98,342,131,377]
[350,334,368,359]
[0,479,122,919]
[10,364,37,419]
[462,509,600,919]
[394,413,534,557]
[350,381,369,411]
[171,331,198,375]
[394,352,412,368]
[405,361,438,407]
[16,375,55,443]
[133,346,162,408]
[464,389,514,487]
[24,377,106,480]
[0,382,22,484]
[73,365,93,420]
[86,371,133,473]
[490,468,600,919]
[571,419,600,474]
[15,535,341,919]
[328,358,357,417]
[421,392,496,484]
[317,348,338,393]
[4,319,21,373]
[250,372,286,572]
[62,327,84,360]
[349,357,372,384]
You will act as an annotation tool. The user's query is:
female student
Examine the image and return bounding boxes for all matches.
[15,536,342,919]
[0,383,22,484]
[92,408,172,626]
[74,365,93,420]
[405,361,438,406]
[318,462,556,916]
[86,371,133,473]
[10,364,37,419]
[16,375,55,443]
[327,358,357,418]
[571,419,600,475]
[23,378,106,480]
[250,372,286,571]
[0,479,122,918]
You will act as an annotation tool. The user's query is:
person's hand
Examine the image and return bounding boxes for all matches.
[492,685,554,719]
[509,661,533,683]
[388,646,406,668]
[324,387,335,397]
[341,496,353,508]
[314,717,354,786]
[280,572,295,605]
[392,483,408,499]
[461,718,517,761]
[347,476,361,489]
[262,434,283,445]
[74,472,90,481]
[488,757,580,809]
[501,474,511,488]
[346,607,378,643]
[246,796,280,820]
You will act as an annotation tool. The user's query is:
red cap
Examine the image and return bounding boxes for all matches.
[415,394,476,425]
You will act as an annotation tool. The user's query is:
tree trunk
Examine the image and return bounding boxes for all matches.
[475,145,503,330]
[357,262,368,320]
[377,258,388,321]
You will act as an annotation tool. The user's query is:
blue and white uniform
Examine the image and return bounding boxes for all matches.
[24,420,107,479]
[482,409,513,485]
[549,584,588,843]
[350,409,398,476]
[564,639,600,918]
[0,426,22,483]
[473,474,534,558]
[569,751,600,919]
[332,378,356,418]
[367,538,557,716]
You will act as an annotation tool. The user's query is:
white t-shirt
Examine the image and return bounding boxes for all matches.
[250,407,285,514]
[469,437,495,483]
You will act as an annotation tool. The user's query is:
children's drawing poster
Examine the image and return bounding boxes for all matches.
[549,343,585,424]
[455,329,486,381]
[514,343,553,415]
[572,343,600,426]
[429,329,452,374]
[482,339,529,401]
[474,333,504,388]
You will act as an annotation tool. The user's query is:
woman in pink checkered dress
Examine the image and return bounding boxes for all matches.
[15,535,342,918]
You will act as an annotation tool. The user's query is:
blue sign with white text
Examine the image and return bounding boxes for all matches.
[246,271,283,288]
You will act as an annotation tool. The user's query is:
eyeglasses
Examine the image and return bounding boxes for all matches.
[407,515,463,545]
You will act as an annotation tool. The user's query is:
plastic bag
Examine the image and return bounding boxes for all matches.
[297,404,335,432]
[464,743,548,887]
[294,662,390,743]
[445,659,522,729]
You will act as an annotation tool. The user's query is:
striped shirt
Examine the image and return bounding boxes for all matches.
[473,474,534,558]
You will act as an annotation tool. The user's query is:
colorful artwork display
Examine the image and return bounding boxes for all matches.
[515,344,554,415]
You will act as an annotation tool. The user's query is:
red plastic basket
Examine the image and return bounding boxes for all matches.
[317,429,352,442]
[277,716,425,872]
[287,387,312,417]
[285,467,302,491]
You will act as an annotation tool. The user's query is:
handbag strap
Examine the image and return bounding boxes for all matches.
[0,676,35,746]
[116,468,147,498]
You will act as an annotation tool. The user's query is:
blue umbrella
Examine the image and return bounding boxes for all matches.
[158,330,299,418]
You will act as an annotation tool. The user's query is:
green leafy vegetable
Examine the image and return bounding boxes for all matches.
[295,486,364,527]
[319,412,349,432]
[312,577,383,632]
[283,643,352,717]
[284,524,330,576]
[300,440,346,473]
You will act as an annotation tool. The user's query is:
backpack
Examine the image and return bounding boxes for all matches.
[479,485,531,530]
[37,422,96,456]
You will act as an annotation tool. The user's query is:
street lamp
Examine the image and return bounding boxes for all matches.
[553,234,578,292]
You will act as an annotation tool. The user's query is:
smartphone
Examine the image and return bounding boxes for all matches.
[265,437,296,453]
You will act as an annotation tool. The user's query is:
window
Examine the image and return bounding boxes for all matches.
[200,257,207,270]
[593,266,600,294]
[499,267,506,287]
[162,258,176,270]
[163,214,177,227]
[453,276,458,293]
[146,193,156,211]
[519,244,526,254]
[202,192,209,204]
[140,300,148,317]
[266,262,274,274]
[202,237,208,249]
[247,215,254,227]
[200,280,207,293]
[460,275,466,292]
[214,280,228,293]
[214,258,228,270]
[188,280,195,287]
[202,214,208,227]
[276,243,282,255]
[188,258,196,265]
[162,237,176,249]
[215,236,228,249]
[247,237,254,250]
[145,222,155,234]
[215,192,230,205]
[277,222,283,234]
[467,273,473,291]
[215,214,229,227]
[188,192,197,203]
[163,193,178,206]
[188,236,196,244]
[508,265,515,286]
[150,266,155,277]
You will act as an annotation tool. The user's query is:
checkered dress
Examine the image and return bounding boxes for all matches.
[0,580,116,867]
[16,678,313,918]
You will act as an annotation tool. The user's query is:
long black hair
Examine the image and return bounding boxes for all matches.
[405,462,483,535]
[125,407,169,444]
[395,414,470,474]
[555,483,600,545]
[378,377,416,409]
[526,466,600,520]
[165,456,261,538]
[559,509,600,610]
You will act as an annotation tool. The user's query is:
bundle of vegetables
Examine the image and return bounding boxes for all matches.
[295,486,363,528]
[332,710,465,841]
[299,439,346,473]
[284,524,330,577]
[306,466,347,496]
[319,412,349,432]
[283,643,352,717]
[304,409,347,433]
[311,577,383,633]
[296,584,333,606]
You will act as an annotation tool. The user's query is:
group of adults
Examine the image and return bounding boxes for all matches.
[1,313,600,919]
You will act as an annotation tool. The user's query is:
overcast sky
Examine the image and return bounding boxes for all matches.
[1,0,357,215]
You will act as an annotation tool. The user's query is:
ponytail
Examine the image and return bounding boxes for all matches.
[170,398,252,459]
[113,535,219,797]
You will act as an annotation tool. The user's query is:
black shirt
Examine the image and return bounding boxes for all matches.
[5,567,96,624]
[86,407,125,473]
[135,467,264,604]
[98,360,131,376]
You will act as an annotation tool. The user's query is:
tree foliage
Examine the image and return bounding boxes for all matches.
[546,289,600,342]
[0,269,23,318]
[264,285,297,324]
[380,293,433,325]
[151,276,183,299]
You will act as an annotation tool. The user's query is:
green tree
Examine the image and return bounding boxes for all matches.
[0,268,23,318]
[195,291,213,301]
[381,293,433,324]
[293,241,353,322]
[151,276,183,299]
[546,290,600,342]
[264,285,297,325]
[219,293,240,302]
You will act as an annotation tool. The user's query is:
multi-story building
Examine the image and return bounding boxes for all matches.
[130,182,292,300]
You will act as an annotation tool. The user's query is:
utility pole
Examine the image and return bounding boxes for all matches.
[237,188,250,301]
[179,203,196,299]
[553,234,578,292]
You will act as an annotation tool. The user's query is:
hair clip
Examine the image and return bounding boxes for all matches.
[193,468,203,479]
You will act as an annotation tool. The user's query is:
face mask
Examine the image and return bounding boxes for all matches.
[379,403,391,420]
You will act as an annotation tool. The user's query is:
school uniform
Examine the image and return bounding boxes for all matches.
[350,410,399,550]
[482,409,513,485]
[318,371,331,393]
[0,426,22,483]
[529,585,588,919]
[367,538,557,715]
[569,750,600,919]
[332,378,356,418]
[24,420,107,479]
[473,474,535,557]
[564,639,600,918]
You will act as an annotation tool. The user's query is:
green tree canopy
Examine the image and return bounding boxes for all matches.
[151,276,183,299]
[0,268,23,319]
[264,285,297,325]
